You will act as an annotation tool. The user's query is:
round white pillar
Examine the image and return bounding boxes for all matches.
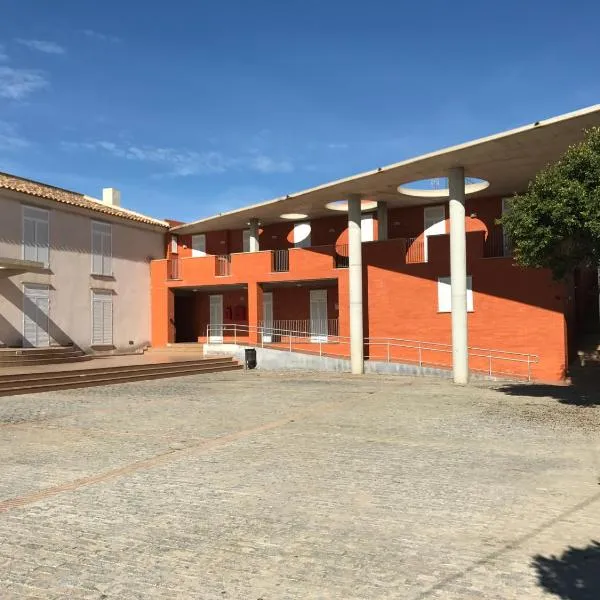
[249,218,260,253]
[377,200,388,241]
[347,194,364,374]
[448,167,469,384]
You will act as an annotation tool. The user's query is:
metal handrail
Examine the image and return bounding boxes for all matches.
[204,323,539,380]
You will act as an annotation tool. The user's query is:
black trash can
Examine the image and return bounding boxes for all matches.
[244,348,257,370]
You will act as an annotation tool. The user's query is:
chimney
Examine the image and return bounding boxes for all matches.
[102,187,121,207]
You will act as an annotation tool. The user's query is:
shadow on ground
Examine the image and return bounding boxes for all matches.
[532,541,600,599]
[498,368,600,406]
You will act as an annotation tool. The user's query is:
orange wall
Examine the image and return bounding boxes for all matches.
[153,197,569,381]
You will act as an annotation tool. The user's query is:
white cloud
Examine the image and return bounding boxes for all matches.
[62,140,294,177]
[327,142,349,150]
[0,121,29,150]
[0,67,48,99]
[248,154,293,174]
[82,30,121,43]
[0,44,8,61]
[17,39,65,55]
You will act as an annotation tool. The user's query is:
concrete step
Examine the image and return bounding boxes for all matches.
[148,345,205,353]
[0,357,236,384]
[0,359,242,397]
[0,355,90,367]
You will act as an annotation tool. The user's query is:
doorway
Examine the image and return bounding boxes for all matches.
[209,294,223,342]
[310,289,328,342]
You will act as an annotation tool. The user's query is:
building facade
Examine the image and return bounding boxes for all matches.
[150,106,600,383]
[0,174,168,353]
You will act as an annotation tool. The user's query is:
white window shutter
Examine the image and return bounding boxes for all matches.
[36,219,49,265]
[92,291,113,345]
[23,217,36,261]
[92,222,112,275]
[102,228,112,275]
[102,296,113,345]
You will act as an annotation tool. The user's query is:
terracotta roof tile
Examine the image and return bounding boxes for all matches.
[0,172,169,228]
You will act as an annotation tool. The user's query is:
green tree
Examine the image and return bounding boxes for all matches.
[500,127,600,280]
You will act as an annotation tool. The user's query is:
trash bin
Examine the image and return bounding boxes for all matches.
[244,348,257,370]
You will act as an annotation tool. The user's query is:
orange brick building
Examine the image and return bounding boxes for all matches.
[151,106,600,382]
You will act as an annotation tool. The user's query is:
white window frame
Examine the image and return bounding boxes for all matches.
[91,221,112,276]
[191,234,207,257]
[91,290,113,346]
[22,205,50,266]
[437,276,474,313]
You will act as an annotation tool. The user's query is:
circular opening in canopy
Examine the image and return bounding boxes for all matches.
[280,212,308,220]
[397,177,489,198]
[325,199,378,212]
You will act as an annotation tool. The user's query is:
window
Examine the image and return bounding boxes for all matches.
[293,222,311,248]
[23,206,49,265]
[91,290,113,345]
[91,221,112,275]
[242,229,250,252]
[170,235,178,255]
[191,234,206,257]
[438,276,474,313]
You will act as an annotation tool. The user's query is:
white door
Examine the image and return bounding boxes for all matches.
[23,284,50,347]
[191,234,206,257]
[361,214,374,242]
[209,295,223,342]
[293,222,311,248]
[262,292,273,343]
[423,205,446,262]
[91,291,113,346]
[310,289,328,342]
[242,229,250,253]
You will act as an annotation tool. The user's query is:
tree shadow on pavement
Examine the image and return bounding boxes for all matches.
[532,541,600,599]
[497,369,600,406]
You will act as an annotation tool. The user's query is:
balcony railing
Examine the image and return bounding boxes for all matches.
[215,254,231,276]
[405,237,426,264]
[167,258,180,280]
[272,249,289,272]
[334,244,349,268]
[484,228,512,258]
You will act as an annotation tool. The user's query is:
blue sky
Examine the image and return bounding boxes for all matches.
[0,0,598,222]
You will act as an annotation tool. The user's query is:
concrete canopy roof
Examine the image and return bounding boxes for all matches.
[172,104,600,235]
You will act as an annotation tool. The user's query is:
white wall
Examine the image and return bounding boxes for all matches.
[0,190,165,352]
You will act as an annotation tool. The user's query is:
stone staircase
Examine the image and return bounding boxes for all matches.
[0,346,90,367]
[0,354,242,397]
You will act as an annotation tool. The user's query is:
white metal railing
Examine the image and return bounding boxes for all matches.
[204,323,539,381]
[259,319,339,338]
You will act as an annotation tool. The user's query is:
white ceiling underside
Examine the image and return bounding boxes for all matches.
[173,105,600,235]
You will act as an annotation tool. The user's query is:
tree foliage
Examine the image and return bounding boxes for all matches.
[500,127,600,279]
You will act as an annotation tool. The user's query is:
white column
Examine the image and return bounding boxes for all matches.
[249,218,260,253]
[348,194,364,374]
[448,167,468,384]
[377,200,388,241]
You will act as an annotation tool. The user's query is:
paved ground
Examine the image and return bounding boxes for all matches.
[0,371,599,599]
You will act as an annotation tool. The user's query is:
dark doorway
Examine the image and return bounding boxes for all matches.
[174,291,198,342]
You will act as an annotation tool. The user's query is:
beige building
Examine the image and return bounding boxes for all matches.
[0,173,168,352]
